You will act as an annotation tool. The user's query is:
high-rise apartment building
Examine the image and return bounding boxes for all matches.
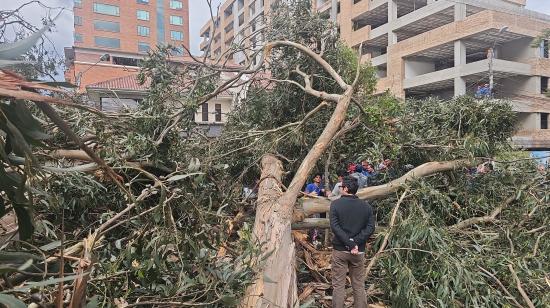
[65,0,190,90]
[200,0,550,150]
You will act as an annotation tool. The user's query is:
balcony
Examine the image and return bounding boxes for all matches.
[200,39,210,51]
[371,54,388,67]
[352,0,387,20]
[403,59,532,91]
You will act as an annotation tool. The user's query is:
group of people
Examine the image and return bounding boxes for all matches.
[303,159,393,198]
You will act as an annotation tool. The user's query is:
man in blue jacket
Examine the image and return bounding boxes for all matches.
[330,176,375,308]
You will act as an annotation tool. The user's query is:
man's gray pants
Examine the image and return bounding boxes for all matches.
[331,250,367,308]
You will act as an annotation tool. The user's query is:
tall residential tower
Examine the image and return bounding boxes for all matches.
[65,0,190,90]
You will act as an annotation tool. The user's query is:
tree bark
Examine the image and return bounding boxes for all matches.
[241,155,299,308]
[243,40,358,307]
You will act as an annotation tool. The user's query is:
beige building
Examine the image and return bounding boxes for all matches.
[199,0,550,149]
[85,74,234,136]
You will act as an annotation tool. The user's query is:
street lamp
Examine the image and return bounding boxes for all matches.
[488,26,509,97]
[75,53,110,87]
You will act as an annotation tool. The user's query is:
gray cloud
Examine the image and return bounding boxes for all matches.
[3,0,73,80]
[526,0,550,14]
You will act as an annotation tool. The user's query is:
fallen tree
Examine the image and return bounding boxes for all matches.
[0,1,548,307]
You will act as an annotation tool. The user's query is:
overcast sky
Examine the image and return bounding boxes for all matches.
[2,0,549,80]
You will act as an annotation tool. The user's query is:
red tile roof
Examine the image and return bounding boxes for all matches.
[86,74,151,91]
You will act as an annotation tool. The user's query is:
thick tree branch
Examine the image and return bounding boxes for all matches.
[298,159,481,218]
[508,264,536,308]
[449,195,516,230]
[264,40,349,91]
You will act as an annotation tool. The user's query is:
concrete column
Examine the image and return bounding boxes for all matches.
[454,40,467,96]
[454,40,466,67]
[388,0,398,45]
[454,2,467,21]
[454,77,467,97]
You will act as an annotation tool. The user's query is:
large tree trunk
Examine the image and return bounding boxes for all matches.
[241,155,299,308]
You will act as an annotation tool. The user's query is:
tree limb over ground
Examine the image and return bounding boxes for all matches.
[297,159,481,219]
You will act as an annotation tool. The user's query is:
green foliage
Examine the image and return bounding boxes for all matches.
[530,28,550,48]
[0,100,51,239]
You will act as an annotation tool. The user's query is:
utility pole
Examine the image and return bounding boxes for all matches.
[488,47,494,97]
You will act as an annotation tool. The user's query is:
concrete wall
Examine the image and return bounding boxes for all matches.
[500,37,537,61]
[517,112,540,130]
[499,76,539,95]
[404,59,436,78]
[194,96,233,124]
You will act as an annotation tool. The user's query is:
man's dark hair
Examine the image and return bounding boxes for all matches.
[336,170,346,177]
[313,173,322,179]
[342,176,359,194]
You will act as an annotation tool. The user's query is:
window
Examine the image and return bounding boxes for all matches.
[238,13,244,26]
[94,36,120,48]
[250,3,256,16]
[74,0,82,8]
[542,77,549,94]
[542,40,549,59]
[170,0,183,9]
[74,33,83,43]
[541,113,549,129]
[238,0,244,10]
[138,42,150,53]
[137,10,150,20]
[93,3,120,16]
[224,5,233,17]
[74,16,83,26]
[170,30,183,41]
[225,23,233,33]
[201,103,209,122]
[170,15,183,25]
[137,0,149,4]
[171,47,184,56]
[137,26,150,36]
[94,20,120,32]
[215,104,222,122]
[113,56,140,66]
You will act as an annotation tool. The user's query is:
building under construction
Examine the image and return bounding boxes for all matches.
[200,0,550,151]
